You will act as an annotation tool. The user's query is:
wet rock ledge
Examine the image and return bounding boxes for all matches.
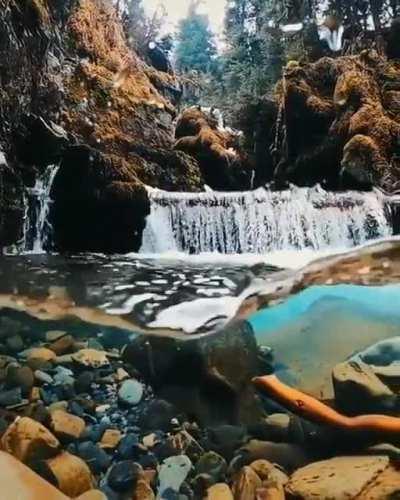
[0,0,204,252]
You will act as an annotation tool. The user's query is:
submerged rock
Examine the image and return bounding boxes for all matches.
[72,349,109,369]
[0,451,68,500]
[233,440,313,474]
[285,456,389,499]
[206,483,234,500]
[332,360,397,415]
[44,451,95,497]
[118,379,143,406]
[231,466,262,500]
[157,455,192,499]
[107,460,142,492]
[50,409,86,441]
[195,451,227,482]
[1,416,60,463]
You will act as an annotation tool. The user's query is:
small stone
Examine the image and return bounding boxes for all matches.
[100,429,122,450]
[87,339,104,351]
[6,365,34,394]
[192,473,215,497]
[95,404,111,414]
[29,387,41,402]
[72,349,109,368]
[139,399,176,431]
[6,334,24,353]
[27,357,52,372]
[108,460,142,492]
[206,483,234,500]
[54,373,75,386]
[76,441,111,474]
[0,387,22,407]
[118,379,143,406]
[250,414,291,442]
[250,460,289,486]
[69,400,85,417]
[115,367,130,382]
[196,451,227,482]
[28,348,57,363]
[75,491,107,500]
[143,433,159,448]
[232,466,262,500]
[49,335,75,356]
[45,451,95,497]
[117,433,141,460]
[35,370,54,384]
[46,331,68,343]
[142,468,157,485]
[49,401,69,413]
[157,455,192,499]
[99,485,119,500]
[75,371,95,393]
[256,482,285,500]
[0,355,16,368]
[55,354,74,365]
[333,360,396,414]
[23,401,50,424]
[50,409,86,441]
[133,478,155,500]
[1,416,60,463]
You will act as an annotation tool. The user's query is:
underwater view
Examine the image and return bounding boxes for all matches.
[1,0,400,498]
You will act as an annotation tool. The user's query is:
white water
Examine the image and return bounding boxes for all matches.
[318,25,344,52]
[23,165,59,253]
[141,186,392,255]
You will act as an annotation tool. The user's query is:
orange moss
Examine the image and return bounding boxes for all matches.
[62,0,178,185]
[68,0,127,69]
[31,0,50,24]
[175,120,237,165]
[279,50,400,190]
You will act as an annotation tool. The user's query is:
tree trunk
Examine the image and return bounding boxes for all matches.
[370,0,384,53]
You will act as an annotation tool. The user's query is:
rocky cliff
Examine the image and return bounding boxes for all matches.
[274,50,400,192]
[0,0,204,252]
[232,22,400,193]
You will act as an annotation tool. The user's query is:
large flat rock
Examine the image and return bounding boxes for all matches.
[286,456,389,499]
[0,451,68,500]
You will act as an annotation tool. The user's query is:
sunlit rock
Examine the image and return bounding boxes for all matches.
[1,417,60,463]
[45,451,95,497]
[286,456,389,499]
[0,451,68,500]
[50,410,86,441]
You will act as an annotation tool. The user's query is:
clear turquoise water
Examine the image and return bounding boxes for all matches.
[249,284,400,399]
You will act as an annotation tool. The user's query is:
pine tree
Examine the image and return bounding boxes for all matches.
[175,1,217,73]
[122,0,166,57]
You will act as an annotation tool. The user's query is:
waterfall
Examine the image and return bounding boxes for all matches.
[23,165,59,253]
[140,186,393,254]
[318,25,344,52]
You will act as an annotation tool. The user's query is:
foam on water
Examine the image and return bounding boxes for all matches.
[140,186,393,255]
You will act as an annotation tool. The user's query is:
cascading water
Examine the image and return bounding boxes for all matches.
[23,165,59,253]
[140,186,393,254]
